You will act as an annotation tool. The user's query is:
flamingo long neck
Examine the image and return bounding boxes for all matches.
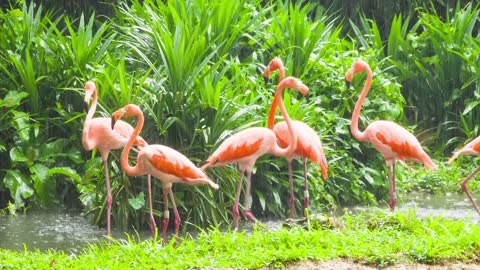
[267,68,285,129]
[121,110,145,177]
[351,67,373,142]
[82,88,98,150]
[272,84,297,156]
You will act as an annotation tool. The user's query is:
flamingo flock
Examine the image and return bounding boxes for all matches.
[81,58,479,238]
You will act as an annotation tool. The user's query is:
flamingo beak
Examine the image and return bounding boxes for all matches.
[111,115,117,130]
[84,102,89,112]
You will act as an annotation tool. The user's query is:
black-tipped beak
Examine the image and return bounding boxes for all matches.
[305,93,310,103]
[84,102,89,113]
[345,79,351,88]
[264,76,270,85]
[111,117,117,130]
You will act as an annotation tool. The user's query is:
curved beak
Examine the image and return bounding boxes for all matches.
[111,115,117,130]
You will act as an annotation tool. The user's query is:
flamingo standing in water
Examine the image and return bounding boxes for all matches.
[345,60,437,211]
[447,136,480,215]
[264,57,328,217]
[111,104,219,239]
[201,76,309,228]
[82,81,156,236]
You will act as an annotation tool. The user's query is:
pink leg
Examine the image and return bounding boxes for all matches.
[387,162,397,211]
[233,171,245,229]
[303,158,310,210]
[288,160,296,217]
[461,167,480,215]
[168,187,181,236]
[243,170,257,222]
[103,159,112,237]
[147,175,157,236]
[162,187,170,239]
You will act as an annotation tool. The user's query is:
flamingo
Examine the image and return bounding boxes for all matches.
[345,60,437,211]
[201,76,309,228]
[447,136,480,215]
[264,57,328,217]
[82,81,157,236]
[111,104,219,239]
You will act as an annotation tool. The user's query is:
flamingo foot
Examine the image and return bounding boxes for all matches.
[244,210,257,222]
[389,197,396,212]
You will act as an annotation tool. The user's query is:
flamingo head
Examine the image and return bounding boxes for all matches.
[83,81,96,111]
[264,57,285,79]
[111,104,142,129]
[279,76,309,96]
[345,60,371,84]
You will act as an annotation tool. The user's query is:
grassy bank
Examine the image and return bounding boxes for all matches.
[0,210,478,269]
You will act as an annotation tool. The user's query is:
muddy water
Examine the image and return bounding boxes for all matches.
[0,192,478,252]
[345,191,480,221]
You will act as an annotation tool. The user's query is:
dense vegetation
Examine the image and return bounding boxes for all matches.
[1,0,480,233]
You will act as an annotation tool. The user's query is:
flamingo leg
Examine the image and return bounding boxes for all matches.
[168,187,181,236]
[147,175,157,236]
[243,170,257,222]
[387,162,397,211]
[103,159,112,237]
[303,158,310,211]
[288,160,296,217]
[233,171,245,229]
[162,187,170,239]
[461,167,480,215]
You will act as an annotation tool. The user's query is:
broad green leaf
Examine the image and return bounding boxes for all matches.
[0,91,29,108]
[10,147,29,163]
[11,110,30,142]
[48,167,82,183]
[128,192,145,210]
[4,170,34,205]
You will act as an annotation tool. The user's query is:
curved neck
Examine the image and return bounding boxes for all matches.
[82,88,98,150]
[351,67,373,141]
[121,110,145,176]
[272,83,297,156]
[267,68,285,129]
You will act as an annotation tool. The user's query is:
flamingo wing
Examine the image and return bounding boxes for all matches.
[448,135,480,163]
[366,120,436,169]
[274,121,329,178]
[204,127,275,167]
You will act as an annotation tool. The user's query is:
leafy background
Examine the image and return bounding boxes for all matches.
[0,0,479,232]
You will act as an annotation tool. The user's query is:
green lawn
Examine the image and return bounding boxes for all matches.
[1,210,478,269]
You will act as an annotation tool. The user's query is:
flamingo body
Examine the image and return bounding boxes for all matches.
[202,127,278,171]
[265,57,328,216]
[112,104,218,238]
[273,120,328,178]
[360,120,437,169]
[139,144,217,188]
[448,135,480,215]
[346,60,437,211]
[202,76,308,228]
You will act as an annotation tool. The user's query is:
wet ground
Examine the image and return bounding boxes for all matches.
[0,192,478,252]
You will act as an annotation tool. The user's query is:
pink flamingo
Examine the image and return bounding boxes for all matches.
[111,104,219,239]
[346,60,437,211]
[82,81,157,236]
[201,76,309,228]
[447,136,480,215]
[264,57,328,217]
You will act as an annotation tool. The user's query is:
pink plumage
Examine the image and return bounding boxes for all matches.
[202,77,309,228]
[265,57,328,216]
[447,135,480,215]
[346,60,437,211]
[112,104,218,238]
